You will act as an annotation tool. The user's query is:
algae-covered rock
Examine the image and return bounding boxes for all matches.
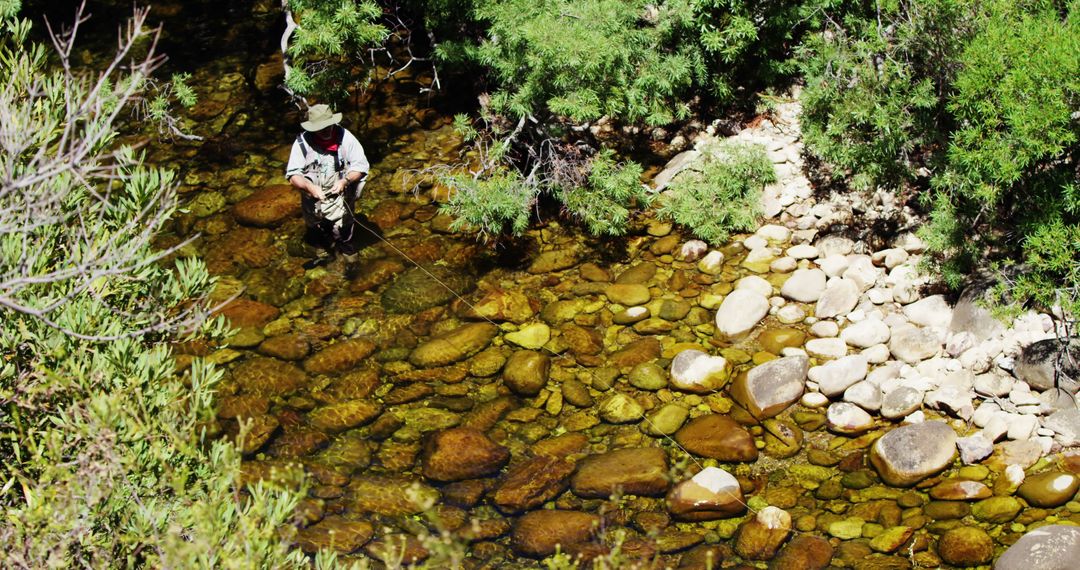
[307,399,382,432]
[381,266,475,313]
[669,349,731,393]
[420,427,510,482]
[233,184,301,227]
[629,361,669,390]
[295,516,374,554]
[233,357,308,396]
[502,350,551,396]
[770,534,833,570]
[937,526,993,567]
[410,322,498,368]
[304,338,377,375]
[674,414,758,462]
[570,447,670,499]
[511,510,599,557]
[1017,471,1080,508]
[972,496,1023,523]
[348,476,439,516]
[491,454,575,514]
[734,506,791,560]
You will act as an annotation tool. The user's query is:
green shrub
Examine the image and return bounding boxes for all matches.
[282,0,387,101]
[438,170,537,237]
[0,6,306,567]
[557,150,652,236]
[658,140,775,244]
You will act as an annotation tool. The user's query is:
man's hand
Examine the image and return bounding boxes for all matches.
[329,178,348,197]
[290,174,325,201]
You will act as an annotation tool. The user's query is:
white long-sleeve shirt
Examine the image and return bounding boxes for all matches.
[284,127,369,190]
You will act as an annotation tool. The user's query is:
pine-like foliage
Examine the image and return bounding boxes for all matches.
[658,140,775,244]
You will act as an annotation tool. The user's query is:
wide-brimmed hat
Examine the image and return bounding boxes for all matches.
[301,104,342,131]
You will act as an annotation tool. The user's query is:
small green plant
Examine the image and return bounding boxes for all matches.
[438,170,537,238]
[557,150,652,237]
[658,140,776,244]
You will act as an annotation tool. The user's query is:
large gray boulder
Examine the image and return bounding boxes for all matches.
[1013,338,1080,392]
[994,525,1080,570]
[950,280,1006,342]
[870,421,957,486]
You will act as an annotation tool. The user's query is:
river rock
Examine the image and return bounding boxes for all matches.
[216,297,281,329]
[233,357,308,396]
[972,496,1022,523]
[410,323,498,368]
[903,295,953,329]
[815,278,859,319]
[734,506,791,560]
[348,475,439,516]
[643,403,690,436]
[843,381,882,411]
[608,337,663,369]
[606,283,651,306]
[870,421,957,486]
[805,338,848,359]
[674,415,758,462]
[599,393,644,423]
[736,275,774,297]
[881,386,924,419]
[758,328,806,355]
[629,361,669,390]
[502,350,551,396]
[825,402,874,434]
[511,510,599,557]
[465,288,535,323]
[841,319,891,348]
[294,516,374,554]
[504,323,550,349]
[697,250,725,274]
[929,479,992,501]
[571,447,670,498]
[715,289,769,338]
[1044,409,1080,446]
[528,249,579,273]
[233,184,301,227]
[421,427,510,482]
[889,324,941,364]
[669,349,731,393]
[1017,471,1080,508]
[666,467,746,520]
[307,399,381,432]
[491,454,575,513]
[937,526,993,567]
[994,525,1080,570]
[770,534,833,570]
[780,268,826,302]
[258,333,310,361]
[1013,338,1080,392]
[304,338,377,375]
[729,355,808,419]
[809,354,868,397]
[381,266,475,313]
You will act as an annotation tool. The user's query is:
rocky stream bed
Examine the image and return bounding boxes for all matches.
[133,2,1080,568]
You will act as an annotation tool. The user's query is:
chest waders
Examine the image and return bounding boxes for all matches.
[296,132,365,254]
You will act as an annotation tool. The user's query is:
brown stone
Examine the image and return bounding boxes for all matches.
[217,394,269,419]
[364,535,429,565]
[348,475,439,516]
[349,258,406,293]
[325,367,381,401]
[409,323,498,368]
[929,479,992,501]
[491,454,575,513]
[233,357,308,396]
[570,447,670,499]
[502,350,551,396]
[674,414,759,462]
[609,337,663,369]
[561,324,604,356]
[232,184,301,227]
[257,333,310,361]
[294,516,373,554]
[215,297,280,329]
[267,428,329,458]
[667,467,746,521]
[511,510,599,557]
[307,399,382,433]
[937,526,994,567]
[532,432,590,458]
[236,414,278,454]
[679,544,734,570]
[304,338,377,375]
[460,395,517,432]
[734,507,792,560]
[421,427,511,482]
[769,534,833,570]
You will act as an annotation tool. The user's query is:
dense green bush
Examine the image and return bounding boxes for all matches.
[658,140,775,244]
[557,149,653,236]
[801,0,1079,314]
[282,0,387,101]
[0,5,306,567]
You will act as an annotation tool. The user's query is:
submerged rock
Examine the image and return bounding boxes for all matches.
[870,421,957,486]
[994,525,1080,570]
[674,414,758,462]
[294,516,374,554]
[233,357,308,396]
[937,526,993,567]
[491,454,575,513]
[502,350,551,396]
[304,338,377,375]
[570,447,670,498]
[1017,471,1080,508]
[232,184,301,227]
[410,323,498,368]
[669,349,731,393]
[307,399,381,432]
[511,510,599,557]
[715,289,769,338]
[666,466,746,521]
[420,427,510,482]
[729,355,808,419]
[381,266,475,313]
